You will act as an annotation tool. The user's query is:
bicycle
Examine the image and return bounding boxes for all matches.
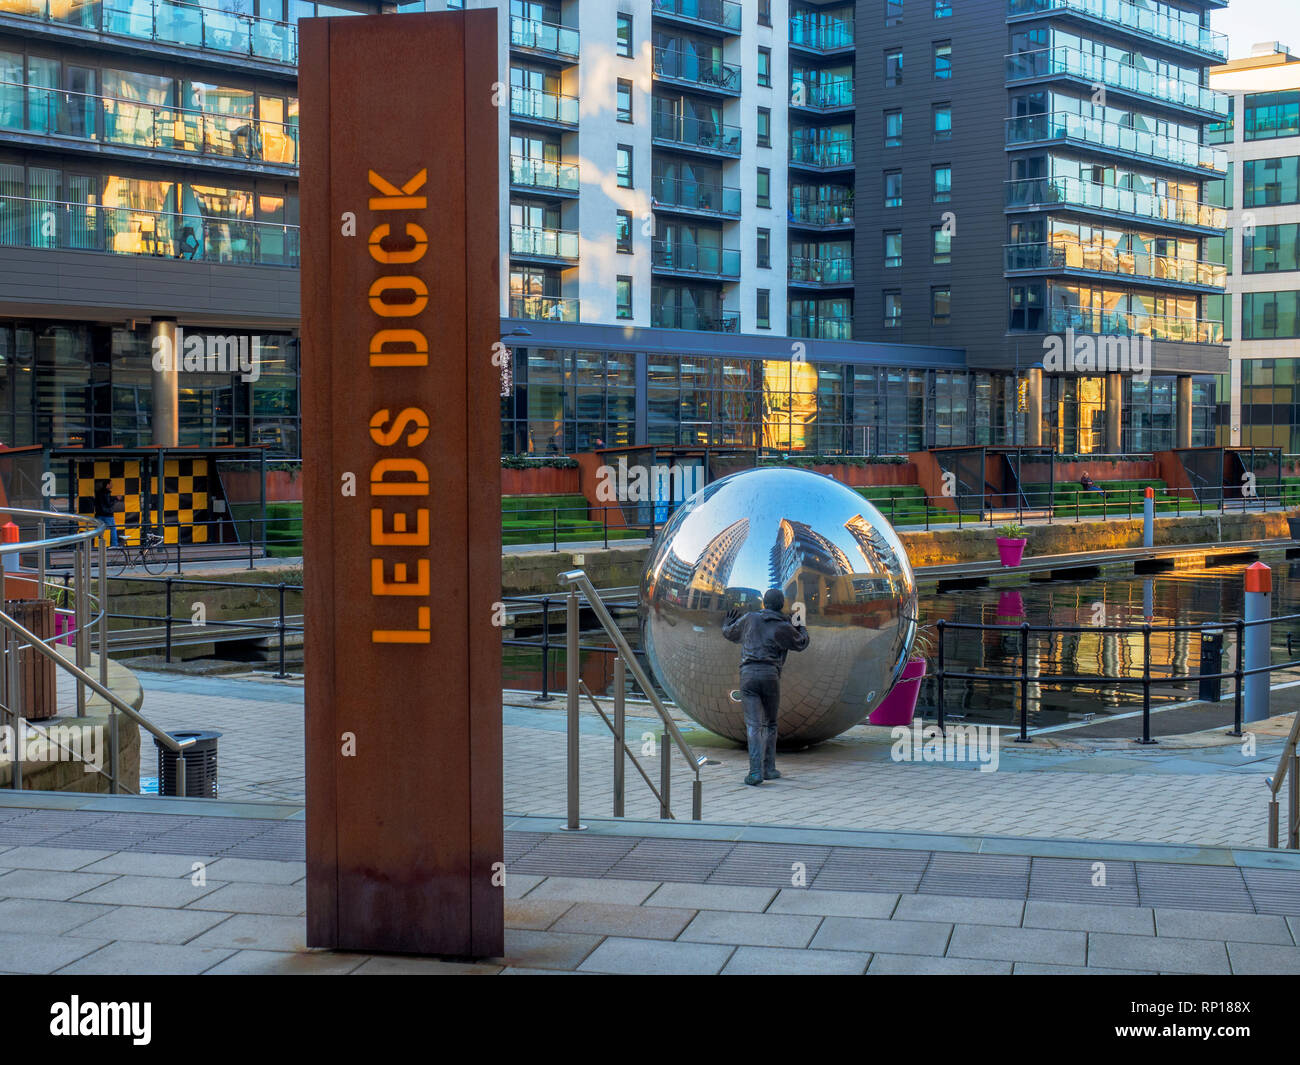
[108,529,170,576]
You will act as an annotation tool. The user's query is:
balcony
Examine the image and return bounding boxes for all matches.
[510,295,579,323]
[0,80,298,170]
[651,0,742,35]
[510,14,579,60]
[789,316,852,340]
[1005,175,1227,231]
[1006,47,1229,117]
[651,304,740,332]
[0,0,297,65]
[651,112,742,156]
[652,47,742,96]
[1039,305,1222,344]
[510,155,580,195]
[1006,0,1228,62]
[0,192,298,265]
[791,75,854,112]
[789,140,853,169]
[789,256,853,285]
[510,85,579,127]
[651,175,741,216]
[1005,112,1226,174]
[1004,240,1226,290]
[789,202,854,227]
[651,239,741,278]
[510,225,579,262]
[788,15,855,53]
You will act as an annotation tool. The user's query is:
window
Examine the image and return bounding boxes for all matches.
[932,227,952,264]
[884,291,903,328]
[932,287,951,324]
[933,41,951,80]
[884,170,902,207]
[617,276,633,319]
[1244,91,1300,141]
[757,289,771,329]
[757,167,771,208]
[617,144,633,187]
[757,228,771,269]
[885,49,903,87]
[1244,224,1300,273]
[933,103,952,141]
[1242,291,1300,339]
[758,0,771,26]
[616,13,632,58]
[758,47,771,87]
[884,231,903,268]
[885,109,903,148]
[934,0,952,16]
[616,210,632,253]
[1207,97,1234,145]
[616,79,632,122]
[757,106,771,147]
[886,0,903,26]
[1244,157,1300,207]
[933,164,951,202]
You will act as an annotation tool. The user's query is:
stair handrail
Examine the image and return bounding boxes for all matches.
[1266,708,1300,848]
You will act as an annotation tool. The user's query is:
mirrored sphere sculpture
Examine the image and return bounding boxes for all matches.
[639,467,918,746]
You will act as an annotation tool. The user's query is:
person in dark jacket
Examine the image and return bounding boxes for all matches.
[93,481,122,547]
[722,588,810,786]
[1079,472,1104,495]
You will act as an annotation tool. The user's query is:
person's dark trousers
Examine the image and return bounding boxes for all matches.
[739,663,781,779]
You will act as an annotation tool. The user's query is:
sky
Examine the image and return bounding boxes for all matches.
[1213,0,1300,59]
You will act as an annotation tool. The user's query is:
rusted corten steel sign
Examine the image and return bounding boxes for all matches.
[299,9,503,957]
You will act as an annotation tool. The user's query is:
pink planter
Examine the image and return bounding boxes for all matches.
[996,590,1025,619]
[996,537,1027,567]
[53,609,75,647]
[869,656,926,726]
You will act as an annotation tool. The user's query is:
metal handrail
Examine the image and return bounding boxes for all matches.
[558,568,705,824]
[1266,711,1300,848]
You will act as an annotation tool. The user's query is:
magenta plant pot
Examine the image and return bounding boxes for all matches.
[869,656,926,726]
[54,609,74,647]
[996,537,1027,567]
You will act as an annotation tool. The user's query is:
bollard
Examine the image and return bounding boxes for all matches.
[1,520,18,575]
[1243,562,1272,724]
[1142,486,1154,548]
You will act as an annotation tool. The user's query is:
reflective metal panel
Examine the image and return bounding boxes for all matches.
[639,467,918,746]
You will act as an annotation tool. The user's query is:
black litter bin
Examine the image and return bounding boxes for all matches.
[1199,630,1223,702]
[155,730,221,797]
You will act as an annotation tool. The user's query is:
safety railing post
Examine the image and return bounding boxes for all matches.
[603,506,608,550]
[36,517,45,602]
[564,589,582,830]
[74,541,87,716]
[659,722,671,819]
[536,596,551,701]
[935,619,946,732]
[97,534,108,689]
[164,577,173,664]
[1290,749,1299,848]
[613,655,625,818]
[1233,618,1244,737]
[275,582,287,678]
[1139,623,1155,745]
[1015,622,1031,742]
[176,752,186,797]
[552,507,558,553]
[249,518,255,569]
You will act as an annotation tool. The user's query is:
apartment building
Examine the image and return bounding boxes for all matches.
[1209,42,1300,452]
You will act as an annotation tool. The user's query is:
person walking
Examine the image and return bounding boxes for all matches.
[723,589,810,786]
[94,480,123,547]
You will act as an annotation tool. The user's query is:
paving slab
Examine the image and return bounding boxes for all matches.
[578,937,734,975]
[524,876,660,906]
[551,902,694,941]
[201,949,369,975]
[56,941,237,975]
[947,924,1087,966]
[203,858,306,885]
[1088,932,1231,974]
[767,888,898,920]
[352,955,504,975]
[1023,900,1155,936]
[504,898,573,931]
[866,953,1012,975]
[81,853,214,878]
[184,882,305,916]
[75,875,225,909]
[1225,941,1300,974]
[0,897,114,935]
[0,846,114,870]
[65,905,231,945]
[0,930,106,973]
[643,882,777,913]
[1012,963,1158,975]
[1154,908,1294,945]
[810,916,952,956]
[187,914,307,953]
[894,894,1025,927]
[679,910,822,949]
[0,867,117,901]
[721,946,871,975]
[501,929,603,971]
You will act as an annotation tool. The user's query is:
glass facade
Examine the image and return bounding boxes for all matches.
[1237,359,1300,452]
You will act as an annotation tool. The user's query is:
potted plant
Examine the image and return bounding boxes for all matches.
[868,623,932,726]
[995,522,1029,567]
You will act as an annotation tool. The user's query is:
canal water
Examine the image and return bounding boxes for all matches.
[503,550,1300,732]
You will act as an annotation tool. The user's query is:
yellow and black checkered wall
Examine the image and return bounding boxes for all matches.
[75,458,211,544]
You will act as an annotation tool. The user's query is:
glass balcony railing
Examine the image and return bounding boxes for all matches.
[1006,46,1228,115]
[651,175,741,215]
[651,240,740,277]
[789,202,854,226]
[789,256,853,284]
[651,304,740,332]
[510,225,579,260]
[0,192,298,265]
[510,155,580,193]
[0,80,298,166]
[788,15,854,51]
[651,0,742,33]
[1005,175,1227,229]
[789,316,853,340]
[1006,0,1228,61]
[651,111,742,154]
[510,15,579,58]
[1005,112,1226,173]
[0,0,298,65]
[1005,240,1227,288]
[510,85,579,126]
[791,75,854,109]
[510,295,579,322]
[652,47,741,93]
[789,140,853,167]
[1040,305,1222,343]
